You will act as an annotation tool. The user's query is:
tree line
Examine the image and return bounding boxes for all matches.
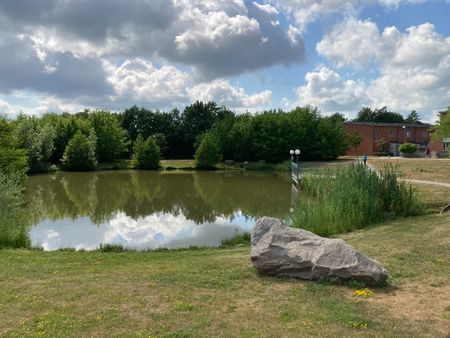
[0,103,356,173]
[354,106,422,124]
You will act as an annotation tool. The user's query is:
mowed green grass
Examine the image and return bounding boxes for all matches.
[161,159,196,170]
[1,214,449,337]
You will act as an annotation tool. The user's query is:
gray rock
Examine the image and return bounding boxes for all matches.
[250,217,388,286]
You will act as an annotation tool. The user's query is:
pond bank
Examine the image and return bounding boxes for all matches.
[47,158,356,173]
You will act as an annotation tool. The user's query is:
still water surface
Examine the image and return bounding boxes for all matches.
[25,171,291,250]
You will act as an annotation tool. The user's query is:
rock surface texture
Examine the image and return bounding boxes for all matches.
[251,217,388,286]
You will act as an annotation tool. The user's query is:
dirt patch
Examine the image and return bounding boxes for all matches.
[363,284,450,337]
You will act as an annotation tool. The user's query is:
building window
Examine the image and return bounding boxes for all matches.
[375,128,380,138]
[423,131,428,138]
[406,131,411,138]
[388,129,393,137]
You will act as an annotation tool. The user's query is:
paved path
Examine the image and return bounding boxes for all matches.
[406,179,450,188]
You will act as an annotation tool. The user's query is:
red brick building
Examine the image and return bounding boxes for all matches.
[344,122,431,156]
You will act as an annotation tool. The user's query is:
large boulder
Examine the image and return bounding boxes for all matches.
[250,217,388,286]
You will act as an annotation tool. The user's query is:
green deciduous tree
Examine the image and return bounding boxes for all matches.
[89,111,128,162]
[354,106,405,123]
[0,117,28,176]
[375,138,389,153]
[62,130,97,171]
[195,133,222,169]
[405,110,422,124]
[44,113,91,164]
[345,132,363,157]
[132,134,161,170]
[14,114,56,173]
[432,108,450,140]
[182,101,232,157]
[152,133,168,156]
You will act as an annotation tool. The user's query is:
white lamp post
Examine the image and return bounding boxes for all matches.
[289,149,301,184]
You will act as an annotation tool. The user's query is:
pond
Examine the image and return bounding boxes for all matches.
[23,170,292,251]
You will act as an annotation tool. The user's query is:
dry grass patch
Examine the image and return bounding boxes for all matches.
[341,214,450,337]
[370,158,450,183]
[414,183,450,212]
[364,284,450,337]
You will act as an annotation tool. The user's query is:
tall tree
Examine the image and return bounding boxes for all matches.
[0,116,28,176]
[346,132,363,157]
[14,114,56,173]
[194,133,222,169]
[132,134,161,170]
[354,106,404,123]
[62,130,97,171]
[432,108,450,140]
[405,110,421,124]
[181,101,231,157]
[89,111,128,162]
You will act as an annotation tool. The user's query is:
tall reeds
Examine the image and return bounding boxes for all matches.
[290,163,424,236]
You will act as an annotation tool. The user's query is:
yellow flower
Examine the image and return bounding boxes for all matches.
[354,288,374,298]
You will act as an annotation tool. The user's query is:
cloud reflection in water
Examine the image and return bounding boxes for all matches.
[30,211,254,251]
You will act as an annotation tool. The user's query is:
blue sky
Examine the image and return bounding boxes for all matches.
[0,0,449,121]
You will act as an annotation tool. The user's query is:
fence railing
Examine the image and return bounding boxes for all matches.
[291,162,299,185]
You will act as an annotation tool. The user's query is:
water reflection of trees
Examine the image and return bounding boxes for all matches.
[25,171,291,226]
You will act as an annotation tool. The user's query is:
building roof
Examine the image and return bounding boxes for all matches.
[344,121,431,128]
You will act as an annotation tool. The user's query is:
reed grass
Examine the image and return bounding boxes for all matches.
[219,231,251,247]
[290,163,424,236]
[0,172,30,249]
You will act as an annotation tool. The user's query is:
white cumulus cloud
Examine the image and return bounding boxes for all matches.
[291,66,370,114]
[188,79,272,110]
[315,18,450,117]
[105,58,189,105]
[271,0,426,29]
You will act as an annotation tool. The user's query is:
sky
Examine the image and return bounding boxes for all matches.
[0,0,449,121]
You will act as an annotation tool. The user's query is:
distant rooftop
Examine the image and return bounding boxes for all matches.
[344,121,431,128]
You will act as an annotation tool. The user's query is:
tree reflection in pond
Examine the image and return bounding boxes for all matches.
[23,171,291,250]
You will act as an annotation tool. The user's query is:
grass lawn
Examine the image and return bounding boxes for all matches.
[94,159,355,173]
[160,159,355,172]
[1,214,449,337]
[161,159,196,170]
[414,184,450,212]
[370,158,450,183]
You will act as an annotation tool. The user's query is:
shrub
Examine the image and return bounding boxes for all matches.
[220,232,251,247]
[290,163,424,236]
[399,143,417,153]
[0,117,29,176]
[62,130,97,171]
[89,111,128,162]
[0,147,28,177]
[195,133,222,169]
[0,172,30,249]
[132,134,161,170]
[97,243,127,252]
